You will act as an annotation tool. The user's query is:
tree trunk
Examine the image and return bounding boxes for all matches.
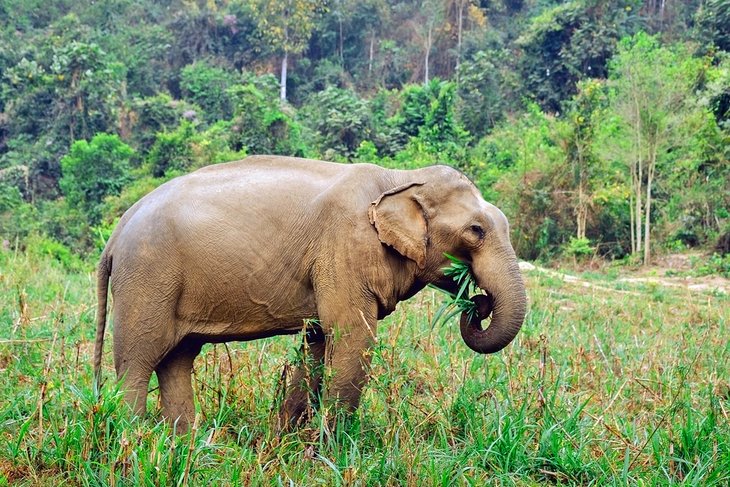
[576,181,587,240]
[632,78,643,256]
[644,147,657,266]
[644,171,653,265]
[425,25,432,84]
[369,32,375,76]
[280,50,288,102]
[456,0,464,78]
[629,192,636,253]
[633,158,642,255]
[339,15,344,66]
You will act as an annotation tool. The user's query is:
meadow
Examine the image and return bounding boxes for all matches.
[0,247,728,486]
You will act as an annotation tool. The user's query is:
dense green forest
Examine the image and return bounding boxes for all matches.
[0,0,728,267]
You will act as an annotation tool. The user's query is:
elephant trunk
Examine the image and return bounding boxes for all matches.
[459,250,526,354]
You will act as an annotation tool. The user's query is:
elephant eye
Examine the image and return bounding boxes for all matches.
[470,225,485,239]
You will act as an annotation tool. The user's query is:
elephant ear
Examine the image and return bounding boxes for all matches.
[368,182,428,269]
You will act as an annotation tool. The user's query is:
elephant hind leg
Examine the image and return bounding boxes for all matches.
[113,314,177,419]
[117,361,155,417]
[156,339,202,432]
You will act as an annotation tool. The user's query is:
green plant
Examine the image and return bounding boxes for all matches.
[430,254,478,326]
[146,121,196,177]
[180,61,238,123]
[59,133,134,224]
[564,237,594,258]
[692,253,730,278]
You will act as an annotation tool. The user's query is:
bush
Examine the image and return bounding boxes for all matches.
[59,133,134,224]
[692,253,730,278]
[302,86,372,160]
[563,237,594,259]
[24,233,85,271]
[128,93,199,151]
[393,79,471,168]
[228,75,306,156]
[146,121,196,177]
[180,61,239,123]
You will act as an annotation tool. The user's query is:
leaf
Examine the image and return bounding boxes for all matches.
[430,254,478,328]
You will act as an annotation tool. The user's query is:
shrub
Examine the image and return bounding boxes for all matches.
[302,86,372,160]
[180,61,239,123]
[59,133,133,224]
[146,121,196,177]
[228,75,306,156]
[563,237,594,259]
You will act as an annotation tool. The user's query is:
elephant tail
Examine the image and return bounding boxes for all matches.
[94,250,111,391]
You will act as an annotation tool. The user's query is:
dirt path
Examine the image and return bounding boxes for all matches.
[519,260,729,296]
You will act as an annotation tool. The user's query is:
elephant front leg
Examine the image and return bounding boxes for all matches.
[318,304,378,418]
[280,325,326,429]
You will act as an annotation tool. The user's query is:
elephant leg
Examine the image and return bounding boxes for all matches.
[314,297,378,418]
[280,325,326,428]
[114,323,162,416]
[322,325,376,413]
[116,361,155,417]
[156,339,202,432]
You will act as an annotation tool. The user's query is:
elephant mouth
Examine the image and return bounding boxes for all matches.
[460,294,495,328]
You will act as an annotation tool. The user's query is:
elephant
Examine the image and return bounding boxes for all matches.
[93,155,527,430]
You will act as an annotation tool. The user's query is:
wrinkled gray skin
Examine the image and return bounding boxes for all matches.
[94,155,527,430]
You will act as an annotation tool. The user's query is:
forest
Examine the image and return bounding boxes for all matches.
[0,0,728,269]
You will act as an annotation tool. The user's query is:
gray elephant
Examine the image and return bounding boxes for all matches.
[94,155,527,429]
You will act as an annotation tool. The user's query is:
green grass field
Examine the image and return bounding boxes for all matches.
[1,247,728,486]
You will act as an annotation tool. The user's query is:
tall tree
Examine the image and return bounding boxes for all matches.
[563,79,606,241]
[603,33,703,264]
[410,0,445,84]
[249,0,324,101]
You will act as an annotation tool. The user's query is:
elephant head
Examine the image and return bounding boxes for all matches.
[369,167,527,354]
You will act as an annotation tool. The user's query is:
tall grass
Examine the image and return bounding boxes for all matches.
[0,247,728,485]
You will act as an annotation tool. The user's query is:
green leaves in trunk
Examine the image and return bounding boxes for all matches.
[430,254,479,327]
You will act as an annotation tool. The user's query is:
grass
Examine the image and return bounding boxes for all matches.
[0,247,729,485]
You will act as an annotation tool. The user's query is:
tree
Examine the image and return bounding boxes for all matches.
[303,86,372,160]
[59,133,133,223]
[562,79,607,241]
[249,0,324,101]
[456,49,516,137]
[603,33,704,264]
[180,61,239,123]
[696,0,730,52]
[517,0,640,112]
[412,0,445,84]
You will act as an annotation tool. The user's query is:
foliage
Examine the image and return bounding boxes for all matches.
[228,74,306,156]
[302,86,372,160]
[392,79,471,167]
[59,133,133,224]
[455,49,516,138]
[147,120,248,178]
[517,0,641,112]
[0,1,728,260]
[126,93,198,151]
[563,236,594,258]
[180,61,239,123]
[603,32,707,263]
[691,252,730,278]
[146,121,197,177]
[696,0,730,52]
[430,253,478,326]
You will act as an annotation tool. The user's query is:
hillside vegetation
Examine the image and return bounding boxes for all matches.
[0,0,728,264]
[1,1,730,485]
